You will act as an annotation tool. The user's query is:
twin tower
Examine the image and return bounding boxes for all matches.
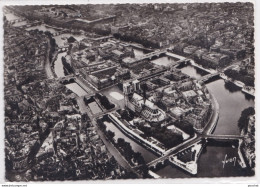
[123,79,141,95]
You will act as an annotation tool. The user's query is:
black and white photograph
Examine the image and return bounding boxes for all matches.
[1,0,258,184]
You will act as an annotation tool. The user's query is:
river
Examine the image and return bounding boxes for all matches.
[26,25,57,33]
[4,12,20,21]
[151,56,179,67]
[206,79,254,135]
[4,10,28,27]
[6,10,254,178]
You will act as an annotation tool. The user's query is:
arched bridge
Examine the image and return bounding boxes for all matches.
[129,49,167,64]
[199,72,219,82]
[9,18,26,24]
[146,138,202,171]
[144,133,244,175]
[58,45,70,52]
[56,75,75,84]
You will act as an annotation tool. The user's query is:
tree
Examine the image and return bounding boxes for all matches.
[133,152,145,165]
[238,107,255,132]
[224,69,254,87]
[98,95,115,110]
[117,138,125,147]
[106,130,115,141]
[67,36,76,43]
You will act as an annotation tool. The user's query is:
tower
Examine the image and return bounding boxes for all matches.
[123,82,131,95]
[133,79,140,92]
[123,82,131,108]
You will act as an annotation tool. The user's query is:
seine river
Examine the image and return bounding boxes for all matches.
[6,11,254,178]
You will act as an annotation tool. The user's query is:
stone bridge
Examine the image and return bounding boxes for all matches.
[9,18,26,24]
[146,138,202,171]
[199,72,220,82]
[57,75,95,95]
[129,49,167,64]
[145,133,244,174]
[58,45,70,53]
[56,75,75,84]
[52,29,70,36]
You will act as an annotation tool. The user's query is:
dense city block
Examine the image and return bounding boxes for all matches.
[3,3,255,181]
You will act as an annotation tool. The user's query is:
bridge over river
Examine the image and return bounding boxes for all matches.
[199,72,220,83]
[56,75,95,96]
[127,49,167,64]
[8,18,26,24]
[144,133,245,175]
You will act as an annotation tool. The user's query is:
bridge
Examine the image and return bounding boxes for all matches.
[58,45,70,53]
[68,15,116,26]
[57,75,95,95]
[199,72,220,83]
[9,18,26,24]
[146,138,201,165]
[128,43,153,52]
[144,91,244,174]
[53,31,66,36]
[16,21,42,29]
[146,138,204,174]
[51,29,70,36]
[173,59,190,68]
[137,68,168,82]
[128,49,167,64]
[25,21,42,27]
[56,75,75,84]
[145,133,244,175]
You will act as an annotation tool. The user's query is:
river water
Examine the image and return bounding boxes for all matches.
[7,11,254,178]
[26,25,57,33]
[206,79,254,135]
[151,56,178,67]
[65,83,89,97]
[4,10,28,27]
[4,12,20,21]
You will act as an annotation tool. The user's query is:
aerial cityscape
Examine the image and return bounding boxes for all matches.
[3,3,255,181]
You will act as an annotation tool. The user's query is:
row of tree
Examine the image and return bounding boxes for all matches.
[96,116,146,167]
[224,69,254,87]
[95,93,115,110]
[174,120,195,136]
[137,124,184,149]
[238,107,255,133]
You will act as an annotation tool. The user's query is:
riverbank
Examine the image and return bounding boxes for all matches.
[203,93,220,135]
[219,73,255,97]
